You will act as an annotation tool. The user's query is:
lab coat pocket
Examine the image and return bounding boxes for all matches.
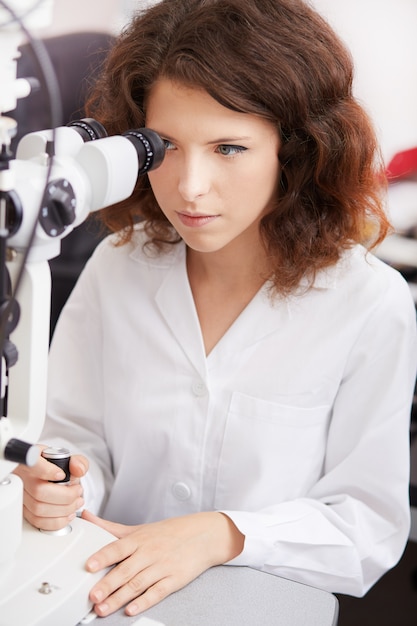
[214,391,331,511]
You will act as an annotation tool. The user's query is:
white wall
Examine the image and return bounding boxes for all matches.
[40,0,150,36]
[40,0,123,35]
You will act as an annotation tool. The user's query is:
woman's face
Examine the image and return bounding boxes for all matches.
[146,79,281,256]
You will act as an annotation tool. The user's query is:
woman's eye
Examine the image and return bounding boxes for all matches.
[217,144,247,156]
[163,139,175,150]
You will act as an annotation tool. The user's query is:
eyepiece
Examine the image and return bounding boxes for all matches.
[67,118,108,142]
[123,128,165,176]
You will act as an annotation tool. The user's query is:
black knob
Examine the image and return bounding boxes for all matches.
[0,298,20,336]
[0,189,23,237]
[42,447,71,483]
[4,438,39,466]
[39,178,76,236]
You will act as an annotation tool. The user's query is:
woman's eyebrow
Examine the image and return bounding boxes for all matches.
[207,136,251,144]
[151,130,252,144]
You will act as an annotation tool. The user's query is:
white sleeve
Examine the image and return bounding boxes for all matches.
[41,247,113,515]
[223,274,417,597]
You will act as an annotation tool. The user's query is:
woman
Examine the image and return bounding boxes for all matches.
[15,0,417,618]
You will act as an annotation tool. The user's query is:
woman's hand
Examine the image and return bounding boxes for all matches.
[13,446,88,531]
[82,509,245,617]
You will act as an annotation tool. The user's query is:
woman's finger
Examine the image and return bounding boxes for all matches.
[91,563,176,617]
[90,558,151,613]
[69,454,89,478]
[82,509,133,539]
[25,481,83,507]
[85,531,140,578]
[23,504,77,531]
[124,575,178,617]
[14,452,66,482]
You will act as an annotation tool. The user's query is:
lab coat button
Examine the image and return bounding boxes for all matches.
[172,481,191,500]
[192,380,207,396]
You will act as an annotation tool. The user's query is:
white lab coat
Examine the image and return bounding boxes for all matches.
[43,224,417,597]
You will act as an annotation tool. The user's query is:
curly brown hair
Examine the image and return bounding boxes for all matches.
[85,0,390,294]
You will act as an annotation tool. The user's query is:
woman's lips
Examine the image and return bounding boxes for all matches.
[177,212,220,228]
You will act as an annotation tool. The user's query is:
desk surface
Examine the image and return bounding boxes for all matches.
[97,566,339,626]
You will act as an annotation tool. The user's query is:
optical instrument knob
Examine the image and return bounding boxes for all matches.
[42,446,71,483]
[39,178,76,236]
[4,438,39,466]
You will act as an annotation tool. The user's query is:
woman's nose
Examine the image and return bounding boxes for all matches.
[177,155,210,201]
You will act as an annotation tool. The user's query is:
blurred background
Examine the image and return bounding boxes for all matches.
[11,1,417,624]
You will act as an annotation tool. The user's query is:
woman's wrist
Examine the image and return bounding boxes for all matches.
[203,511,245,565]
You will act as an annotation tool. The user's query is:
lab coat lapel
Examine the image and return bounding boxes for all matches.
[207,262,340,365]
[207,284,291,365]
[153,240,342,372]
[155,249,208,378]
